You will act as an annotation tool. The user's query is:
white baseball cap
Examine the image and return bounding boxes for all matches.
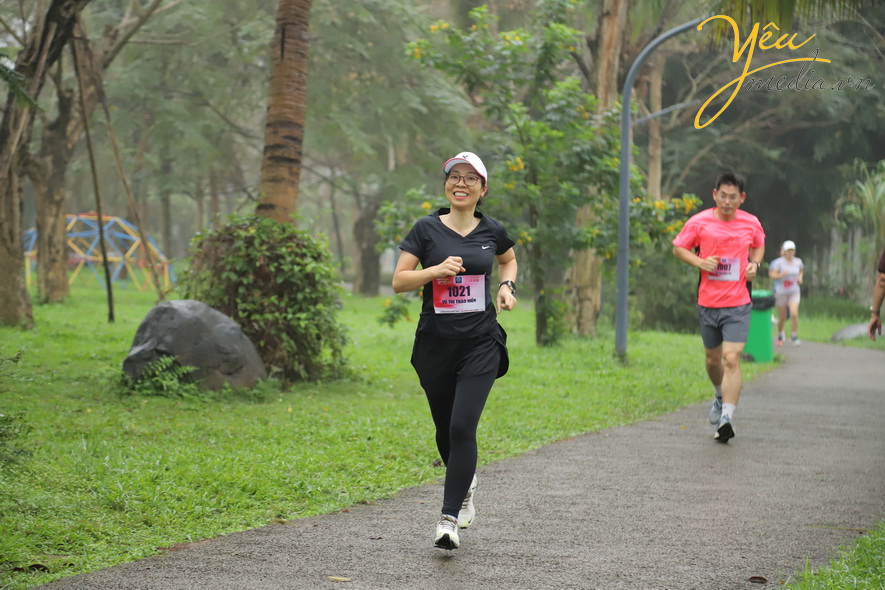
[782,240,796,251]
[443,152,488,185]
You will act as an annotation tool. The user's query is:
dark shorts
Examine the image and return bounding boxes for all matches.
[697,303,751,349]
[410,323,509,383]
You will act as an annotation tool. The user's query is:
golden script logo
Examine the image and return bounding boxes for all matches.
[694,15,831,129]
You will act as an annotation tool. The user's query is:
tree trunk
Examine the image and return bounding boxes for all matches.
[327,182,346,274]
[209,167,220,226]
[32,169,70,303]
[28,71,78,304]
[256,0,313,224]
[569,207,605,336]
[0,0,92,327]
[569,0,627,336]
[160,159,172,256]
[0,170,33,328]
[352,198,381,296]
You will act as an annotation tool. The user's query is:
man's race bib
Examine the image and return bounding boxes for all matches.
[707,256,740,282]
[432,275,485,314]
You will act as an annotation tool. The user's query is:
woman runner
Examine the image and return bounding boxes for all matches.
[392,151,518,549]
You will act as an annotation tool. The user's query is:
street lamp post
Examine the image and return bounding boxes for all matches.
[615,17,703,361]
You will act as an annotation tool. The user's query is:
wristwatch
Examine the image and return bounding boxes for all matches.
[499,280,516,295]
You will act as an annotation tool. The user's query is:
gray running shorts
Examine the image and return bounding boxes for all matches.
[697,303,752,349]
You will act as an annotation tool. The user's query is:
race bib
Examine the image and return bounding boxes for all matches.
[708,257,740,282]
[783,280,794,288]
[432,275,485,314]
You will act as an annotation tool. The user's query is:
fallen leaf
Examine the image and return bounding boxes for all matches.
[748,575,768,584]
[328,576,352,582]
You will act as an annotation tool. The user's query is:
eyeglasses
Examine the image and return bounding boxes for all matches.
[446,174,482,187]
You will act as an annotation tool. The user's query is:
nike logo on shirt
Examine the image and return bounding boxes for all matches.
[481,245,493,249]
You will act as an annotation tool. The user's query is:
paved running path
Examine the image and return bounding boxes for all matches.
[43,341,885,590]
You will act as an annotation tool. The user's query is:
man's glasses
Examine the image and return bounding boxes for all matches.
[446,174,482,187]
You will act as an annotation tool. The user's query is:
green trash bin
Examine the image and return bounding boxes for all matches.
[745,289,775,362]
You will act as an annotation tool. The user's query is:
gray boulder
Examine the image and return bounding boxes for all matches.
[123,300,266,390]
[831,323,870,342]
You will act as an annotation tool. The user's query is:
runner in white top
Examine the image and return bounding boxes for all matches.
[768,240,804,346]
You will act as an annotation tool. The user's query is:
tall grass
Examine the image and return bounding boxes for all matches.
[783,520,885,589]
[0,283,879,589]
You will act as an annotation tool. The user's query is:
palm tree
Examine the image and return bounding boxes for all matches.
[256,0,313,224]
[715,0,866,31]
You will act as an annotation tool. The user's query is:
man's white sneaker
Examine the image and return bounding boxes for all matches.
[458,475,477,529]
[709,397,723,424]
[434,514,460,549]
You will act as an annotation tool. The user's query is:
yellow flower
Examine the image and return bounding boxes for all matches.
[442,22,449,29]
[633,197,641,203]
[411,47,422,59]
[421,201,432,210]
[430,24,439,33]
[503,182,516,190]
[654,200,667,211]
[384,299,391,307]
[508,156,525,171]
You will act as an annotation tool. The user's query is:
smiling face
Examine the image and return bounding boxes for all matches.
[712,182,746,221]
[445,163,487,211]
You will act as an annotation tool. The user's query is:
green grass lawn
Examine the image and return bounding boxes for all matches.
[0,283,881,589]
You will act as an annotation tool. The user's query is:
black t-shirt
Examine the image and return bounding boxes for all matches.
[399,208,516,339]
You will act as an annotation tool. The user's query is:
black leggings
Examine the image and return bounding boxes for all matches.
[411,328,505,516]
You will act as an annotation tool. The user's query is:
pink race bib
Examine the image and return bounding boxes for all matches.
[708,257,740,282]
[432,275,485,314]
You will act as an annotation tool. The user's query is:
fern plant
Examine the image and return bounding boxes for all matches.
[122,355,202,399]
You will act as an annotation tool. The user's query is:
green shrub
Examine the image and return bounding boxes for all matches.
[629,244,700,334]
[182,215,349,383]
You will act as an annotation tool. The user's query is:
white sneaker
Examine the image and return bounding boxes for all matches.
[458,475,477,529]
[434,514,460,549]
[709,397,723,424]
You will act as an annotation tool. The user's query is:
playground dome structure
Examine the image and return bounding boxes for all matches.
[24,212,175,291]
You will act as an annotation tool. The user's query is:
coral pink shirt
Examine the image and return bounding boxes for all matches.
[673,208,765,308]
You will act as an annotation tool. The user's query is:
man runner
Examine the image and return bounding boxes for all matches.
[672,172,765,443]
